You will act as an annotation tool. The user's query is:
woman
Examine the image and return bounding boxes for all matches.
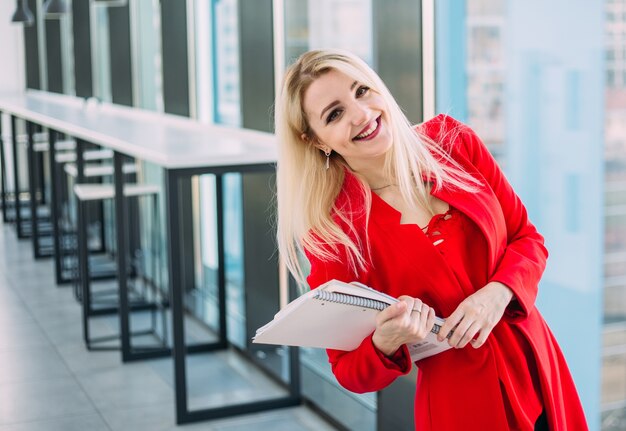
[275,49,587,431]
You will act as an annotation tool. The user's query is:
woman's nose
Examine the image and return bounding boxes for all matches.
[350,102,370,126]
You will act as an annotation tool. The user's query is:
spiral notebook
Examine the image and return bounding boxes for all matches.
[253,279,452,361]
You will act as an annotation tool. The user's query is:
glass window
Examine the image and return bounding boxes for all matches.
[59,6,75,95]
[608,69,616,88]
[130,0,163,111]
[192,0,246,348]
[32,0,46,91]
[212,0,242,127]
[608,49,616,62]
[193,0,214,123]
[438,0,606,427]
[128,0,166,333]
[222,173,245,348]
[282,2,376,429]
[467,0,504,15]
[284,0,373,66]
[604,28,626,422]
[90,4,113,102]
[465,1,506,155]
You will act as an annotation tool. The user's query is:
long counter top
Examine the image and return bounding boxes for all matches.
[0,90,277,169]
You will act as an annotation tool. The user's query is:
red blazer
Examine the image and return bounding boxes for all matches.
[306,115,588,430]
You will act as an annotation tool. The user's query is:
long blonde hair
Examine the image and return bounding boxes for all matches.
[275,49,479,287]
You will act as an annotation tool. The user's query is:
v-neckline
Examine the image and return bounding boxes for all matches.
[370,187,451,232]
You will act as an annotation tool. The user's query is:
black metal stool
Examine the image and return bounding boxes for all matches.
[54,148,117,284]
[73,182,168,352]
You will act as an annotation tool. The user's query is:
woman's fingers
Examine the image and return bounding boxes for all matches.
[398,295,418,315]
[437,308,463,342]
[376,300,407,326]
[470,329,489,349]
[407,303,435,339]
[373,297,437,356]
[447,313,473,347]
[425,306,436,333]
[452,320,481,348]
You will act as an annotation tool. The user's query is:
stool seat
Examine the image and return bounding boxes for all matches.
[74,183,160,201]
[64,162,138,178]
[55,149,114,163]
[32,139,76,152]
[16,131,47,143]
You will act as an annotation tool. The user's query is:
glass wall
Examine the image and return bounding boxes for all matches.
[59,2,75,95]
[212,0,242,127]
[130,0,163,112]
[284,0,373,65]
[465,0,505,160]
[603,1,626,429]
[193,0,245,346]
[128,0,166,316]
[90,4,112,102]
[281,2,408,429]
[15,0,619,428]
[437,1,605,430]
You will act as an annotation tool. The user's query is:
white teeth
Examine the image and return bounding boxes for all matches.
[354,120,377,139]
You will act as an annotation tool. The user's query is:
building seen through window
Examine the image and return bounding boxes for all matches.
[603,1,626,429]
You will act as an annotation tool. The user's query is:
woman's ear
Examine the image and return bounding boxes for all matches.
[313,143,328,153]
[302,133,327,153]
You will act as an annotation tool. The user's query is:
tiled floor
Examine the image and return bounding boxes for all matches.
[0,221,338,431]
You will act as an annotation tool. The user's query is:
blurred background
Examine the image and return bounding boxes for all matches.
[0,0,620,430]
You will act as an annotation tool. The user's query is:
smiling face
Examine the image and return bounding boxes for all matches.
[302,69,393,172]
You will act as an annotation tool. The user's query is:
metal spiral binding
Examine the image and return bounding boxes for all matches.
[314,290,388,311]
[314,290,445,336]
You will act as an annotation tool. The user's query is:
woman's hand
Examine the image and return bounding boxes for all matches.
[438,282,514,349]
[372,296,437,357]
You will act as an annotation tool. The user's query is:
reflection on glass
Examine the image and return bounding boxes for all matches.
[212,0,241,126]
[465,0,505,159]
[59,7,75,95]
[129,0,165,308]
[192,173,246,346]
[223,173,246,349]
[91,5,112,102]
[284,0,373,66]
[130,0,163,111]
[284,1,376,426]
[603,0,626,428]
[197,174,219,331]
[440,0,608,426]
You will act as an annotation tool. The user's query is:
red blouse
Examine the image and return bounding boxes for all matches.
[420,204,543,429]
[305,115,588,430]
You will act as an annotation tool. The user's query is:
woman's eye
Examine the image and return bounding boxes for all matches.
[326,109,342,124]
[356,85,370,97]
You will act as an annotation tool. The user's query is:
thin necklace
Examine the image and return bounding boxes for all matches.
[371,184,396,191]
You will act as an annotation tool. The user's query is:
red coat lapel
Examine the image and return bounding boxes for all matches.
[431,182,507,275]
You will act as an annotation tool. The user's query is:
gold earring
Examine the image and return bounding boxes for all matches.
[325,150,331,170]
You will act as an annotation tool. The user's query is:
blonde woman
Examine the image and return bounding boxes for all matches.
[275,49,587,431]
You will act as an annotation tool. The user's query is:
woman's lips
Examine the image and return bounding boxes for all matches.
[353,116,381,141]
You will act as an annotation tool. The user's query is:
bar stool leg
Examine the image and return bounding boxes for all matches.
[11,116,23,232]
[26,121,41,258]
[114,152,131,361]
[155,193,168,346]
[77,196,91,347]
[148,192,168,347]
[0,111,7,222]
[48,130,65,284]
